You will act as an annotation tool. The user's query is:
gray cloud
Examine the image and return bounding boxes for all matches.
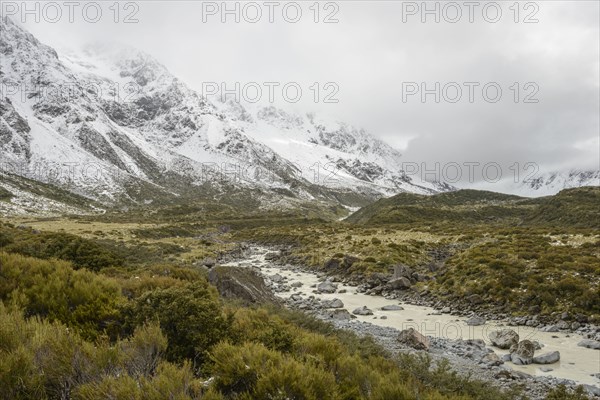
[12,0,600,186]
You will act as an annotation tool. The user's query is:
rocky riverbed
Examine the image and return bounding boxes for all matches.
[221,245,600,399]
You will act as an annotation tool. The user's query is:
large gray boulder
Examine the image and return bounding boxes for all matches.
[532,351,560,364]
[352,306,374,316]
[510,340,536,365]
[578,339,600,350]
[317,281,337,293]
[540,325,559,332]
[489,329,519,350]
[466,316,486,326]
[387,277,412,290]
[322,298,344,309]
[208,266,278,304]
[326,309,353,320]
[397,328,430,351]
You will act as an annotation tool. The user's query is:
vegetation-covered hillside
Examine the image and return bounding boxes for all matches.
[1,186,598,399]
[345,187,599,229]
[1,221,528,400]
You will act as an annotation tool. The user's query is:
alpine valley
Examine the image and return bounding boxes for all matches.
[1,16,600,400]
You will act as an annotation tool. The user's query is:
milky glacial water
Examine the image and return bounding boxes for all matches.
[225,248,600,387]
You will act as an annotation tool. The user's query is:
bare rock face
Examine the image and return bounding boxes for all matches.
[397,328,430,351]
[489,329,519,350]
[208,266,278,304]
[510,340,536,365]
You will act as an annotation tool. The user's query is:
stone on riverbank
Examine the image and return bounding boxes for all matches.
[510,340,535,365]
[387,277,412,290]
[397,328,429,351]
[489,329,519,350]
[208,266,278,304]
[381,305,404,311]
[322,298,344,309]
[577,339,600,350]
[317,281,337,293]
[326,309,353,320]
[532,351,560,365]
[353,306,374,316]
[466,316,486,326]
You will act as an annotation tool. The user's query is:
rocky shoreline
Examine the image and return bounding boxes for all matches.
[254,245,600,342]
[219,244,600,399]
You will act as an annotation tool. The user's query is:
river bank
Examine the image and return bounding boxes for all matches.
[222,245,600,399]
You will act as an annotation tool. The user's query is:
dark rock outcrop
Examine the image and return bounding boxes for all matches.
[397,328,430,351]
[208,266,278,304]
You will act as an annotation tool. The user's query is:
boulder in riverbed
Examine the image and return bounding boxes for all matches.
[578,339,600,350]
[352,306,374,316]
[322,298,344,309]
[317,281,337,293]
[489,329,519,350]
[381,305,404,311]
[466,316,486,326]
[510,340,535,365]
[397,328,429,351]
[532,351,560,364]
[540,325,559,332]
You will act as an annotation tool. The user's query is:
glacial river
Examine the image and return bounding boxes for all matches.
[224,247,600,388]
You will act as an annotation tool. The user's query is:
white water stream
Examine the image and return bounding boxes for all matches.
[224,247,600,388]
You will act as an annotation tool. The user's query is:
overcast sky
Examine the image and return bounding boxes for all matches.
[12,0,600,186]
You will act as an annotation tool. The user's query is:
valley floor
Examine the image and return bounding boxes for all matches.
[222,245,600,399]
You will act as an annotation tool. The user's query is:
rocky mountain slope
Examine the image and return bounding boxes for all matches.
[0,17,448,215]
[515,169,599,197]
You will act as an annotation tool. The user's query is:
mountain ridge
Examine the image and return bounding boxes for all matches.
[0,17,448,216]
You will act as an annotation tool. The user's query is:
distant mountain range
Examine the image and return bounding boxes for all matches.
[0,17,597,217]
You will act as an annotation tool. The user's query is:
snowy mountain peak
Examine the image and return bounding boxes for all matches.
[1,17,449,213]
[518,169,600,197]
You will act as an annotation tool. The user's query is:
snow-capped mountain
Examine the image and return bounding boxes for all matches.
[1,17,448,213]
[516,170,600,197]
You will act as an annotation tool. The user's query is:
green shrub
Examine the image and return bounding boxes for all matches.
[128,280,231,365]
[210,342,338,400]
[2,229,123,271]
[0,252,124,340]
